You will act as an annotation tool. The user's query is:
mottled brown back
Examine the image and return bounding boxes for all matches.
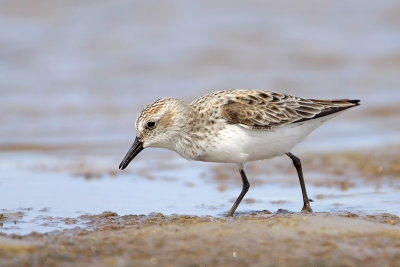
[212,90,360,129]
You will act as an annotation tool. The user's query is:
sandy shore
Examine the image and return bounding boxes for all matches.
[1,211,400,266]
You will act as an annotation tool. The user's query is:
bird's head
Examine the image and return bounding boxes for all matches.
[119,97,189,170]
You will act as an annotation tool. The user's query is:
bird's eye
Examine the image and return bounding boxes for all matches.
[146,121,156,129]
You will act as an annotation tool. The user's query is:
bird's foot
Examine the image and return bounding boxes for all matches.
[301,202,313,213]
[226,211,234,217]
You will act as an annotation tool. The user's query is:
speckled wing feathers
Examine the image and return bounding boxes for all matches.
[217,90,359,129]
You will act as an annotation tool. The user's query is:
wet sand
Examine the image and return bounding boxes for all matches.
[1,212,400,266]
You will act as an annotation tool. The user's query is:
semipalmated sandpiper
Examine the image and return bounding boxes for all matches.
[119,89,360,216]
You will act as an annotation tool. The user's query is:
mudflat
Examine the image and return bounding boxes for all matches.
[1,211,400,266]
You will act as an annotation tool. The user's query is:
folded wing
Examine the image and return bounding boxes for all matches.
[220,90,360,129]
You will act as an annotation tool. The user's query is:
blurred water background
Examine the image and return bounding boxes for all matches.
[1,0,400,234]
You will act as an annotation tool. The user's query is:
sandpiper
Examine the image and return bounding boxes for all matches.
[119,89,360,216]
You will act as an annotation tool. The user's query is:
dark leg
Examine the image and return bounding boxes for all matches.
[286,152,313,212]
[226,168,250,217]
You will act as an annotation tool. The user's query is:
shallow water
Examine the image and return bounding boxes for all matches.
[1,0,400,235]
[1,150,399,235]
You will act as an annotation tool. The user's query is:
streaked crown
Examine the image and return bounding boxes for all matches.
[134,97,190,149]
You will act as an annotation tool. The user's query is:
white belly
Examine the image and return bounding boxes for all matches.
[198,115,337,163]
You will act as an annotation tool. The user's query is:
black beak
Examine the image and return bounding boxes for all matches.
[119,137,144,170]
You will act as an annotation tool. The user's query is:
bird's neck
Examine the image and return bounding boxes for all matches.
[170,107,215,160]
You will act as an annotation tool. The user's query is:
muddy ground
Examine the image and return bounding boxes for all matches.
[1,211,400,266]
